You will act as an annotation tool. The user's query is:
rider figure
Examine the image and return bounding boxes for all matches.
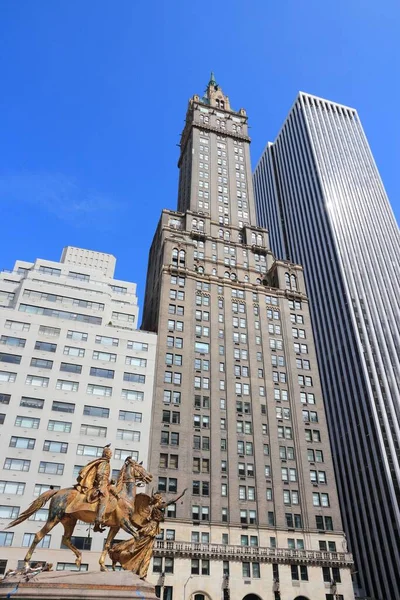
[74,444,112,533]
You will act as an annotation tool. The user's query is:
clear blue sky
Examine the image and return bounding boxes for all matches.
[1,1,399,313]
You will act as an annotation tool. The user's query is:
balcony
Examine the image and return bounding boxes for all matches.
[154,540,353,567]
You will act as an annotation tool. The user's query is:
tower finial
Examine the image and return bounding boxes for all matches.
[209,71,217,87]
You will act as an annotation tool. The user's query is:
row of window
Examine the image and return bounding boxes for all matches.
[3,447,139,474]
[9,426,140,447]
[4,321,148,350]
[0,372,145,393]
[0,394,143,414]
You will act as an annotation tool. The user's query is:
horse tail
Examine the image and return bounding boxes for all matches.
[6,489,58,529]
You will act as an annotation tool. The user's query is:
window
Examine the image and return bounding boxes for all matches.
[0,352,21,365]
[127,340,148,352]
[95,335,118,346]
[0,370,17,383]
[0,532,14,546]
[61,535,92,551]
[56,563,88,572]
[34,483,60,497]
[5,319,30,331]
[19,304,101,325]
[15,415,40,428]
[10,436,35,450]
[52,401,75,413]
[22,532,50,548]
[125,356,147,367]
[26,375,49,387]
[39,461,64,475]
[119,410,142,422]
[67,330,88,342]
[90,367,114,379]
[87,384,112,396]
[77,445,103,457]
[291,564,308,581]
[4,458,30,471]
[59,362,82,374]
[67,271,89,281]
[0,393,10,405]
[117,429,140,442]
[56,380,79,392]
[0,481,25,495]
[1,335,26,348]
[323,566,341,583]
[123,372,146,383]
[0,505,19,519]
[83,405,109,418]
[48,420,72,433]
[63,346,85,358]
[316,515,333,530]
[80,424,107,438]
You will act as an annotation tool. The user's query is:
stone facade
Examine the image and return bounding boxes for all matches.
[142,77,354,600]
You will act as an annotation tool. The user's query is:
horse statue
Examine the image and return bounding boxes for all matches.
[6,456,153,571]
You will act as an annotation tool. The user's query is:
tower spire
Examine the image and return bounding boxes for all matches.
[208,71,217,87]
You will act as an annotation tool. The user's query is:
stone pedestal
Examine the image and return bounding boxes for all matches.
[0,569,157,599]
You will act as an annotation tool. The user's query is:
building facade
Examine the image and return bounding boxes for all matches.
[0,246,156,572]
[142,77,354,600]
[253,92,400,600]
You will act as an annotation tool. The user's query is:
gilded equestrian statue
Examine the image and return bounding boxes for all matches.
[7,450,153,570]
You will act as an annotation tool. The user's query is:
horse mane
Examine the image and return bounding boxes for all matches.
[115,462,126,493]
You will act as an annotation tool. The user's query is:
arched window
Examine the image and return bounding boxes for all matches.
[179,250,185,266]
[197,266,204,274]
[230,273,236,281]
[244,275,249,282]
[285,272,291,289]
[220,100,225,109]
[224,272,230,279]
[192,218,197,230]
[212,268,217,276]
[215,99,220,108]
[172,248,178,265]
[224,231,230,240]
[238,232,243,243]
[257,234,263,245]
[219,229,224,239]
[198,220,204,231]
[256,278,261,284]
[290,274,297,290]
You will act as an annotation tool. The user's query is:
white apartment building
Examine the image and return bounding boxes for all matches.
[0,247,157,573]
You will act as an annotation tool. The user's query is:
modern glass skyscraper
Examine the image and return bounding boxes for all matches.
[254,92,400,600]
[142,79,354,599]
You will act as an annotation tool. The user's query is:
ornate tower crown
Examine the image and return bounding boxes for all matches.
[202,71,231,111]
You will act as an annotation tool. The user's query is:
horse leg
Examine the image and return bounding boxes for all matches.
[61,517,81,568]
[24,517,60,566]
[120,517,139,538]
[99,526,119,572]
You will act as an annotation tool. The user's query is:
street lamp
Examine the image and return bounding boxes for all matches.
[183,574,193,600]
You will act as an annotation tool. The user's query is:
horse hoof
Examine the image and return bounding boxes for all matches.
[100,565,106,572]
[75,560,81,569]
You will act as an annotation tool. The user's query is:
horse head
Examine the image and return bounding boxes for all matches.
[124,457,153,484]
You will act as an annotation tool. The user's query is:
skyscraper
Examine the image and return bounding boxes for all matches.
[0,247,157,572]
[254,92,400,600]
[143,77,354,600]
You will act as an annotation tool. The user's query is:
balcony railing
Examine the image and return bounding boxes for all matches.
[154,540,353,567]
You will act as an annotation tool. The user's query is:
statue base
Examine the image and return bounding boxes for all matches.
[0,569,157,599]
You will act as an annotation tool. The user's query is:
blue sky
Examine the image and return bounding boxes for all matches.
[1,1,399,314]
